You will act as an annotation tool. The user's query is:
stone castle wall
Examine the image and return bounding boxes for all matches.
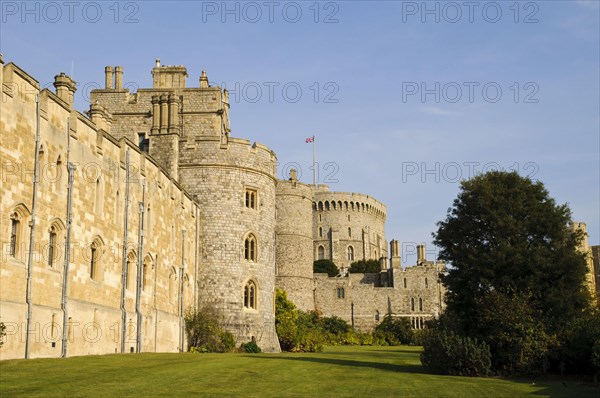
[275,173,315,311]
[314,260,446,332]
[312,186,387,272]
[0,59,198,360]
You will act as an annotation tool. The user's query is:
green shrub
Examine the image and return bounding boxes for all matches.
[348,259,381,273]
[374,315,413,345]
[275,289,324,352]
[313,260,339,277]
[420,329,491,377]
[184,305,236,353]
[322,316,350,334]
[241,339,262,353]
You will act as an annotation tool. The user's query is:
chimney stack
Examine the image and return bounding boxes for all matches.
[53,73,76,107]
[104,66,114,89]
[114,66,123,90]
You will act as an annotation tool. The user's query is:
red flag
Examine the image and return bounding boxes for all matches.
[305,136,314,143]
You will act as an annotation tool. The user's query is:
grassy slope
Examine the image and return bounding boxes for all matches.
[1,346,597,397]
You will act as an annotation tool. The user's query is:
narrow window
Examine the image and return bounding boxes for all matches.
[94,177,103,214]
[245,189,257,209]
[375,310,380,321]
[348,227,351,237]
[318,245,325,260]
[244,234,257,261]
[319,227,323,238]
[244,281,257,309]
[48,226,57,267]
[411,298,415,312]
[142,261,147,291]
[419,298,423,312]
[403,278,407,288]
[90,243,98,280]
[336,287,345,299]
[425,277,428,288]
[10,213,19,257]
[347,246,354,261]
[319,214,322,222]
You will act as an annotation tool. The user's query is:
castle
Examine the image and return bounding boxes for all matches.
[1,56,594,359]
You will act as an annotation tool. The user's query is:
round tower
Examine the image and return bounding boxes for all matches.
[178,136,280,352]
[313,186,387,273]
[275,169,315,311]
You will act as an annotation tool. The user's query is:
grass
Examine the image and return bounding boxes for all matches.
[1,346,598,397]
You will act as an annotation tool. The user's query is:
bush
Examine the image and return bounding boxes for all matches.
[241,339,262,353]
[184,305,236,353]
[322,316,350,334]
[313,260,339,277]
[374,316,413,345]
[348,259,380,273]
[420,329,492,377]
[275,289,325,352]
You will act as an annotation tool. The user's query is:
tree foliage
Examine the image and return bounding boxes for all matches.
[430,171,593,374]
[348,259,381,273]
[373,315,413,345]
[313,259,339,277]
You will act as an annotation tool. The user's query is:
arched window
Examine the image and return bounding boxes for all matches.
[419,298,423,312]
[48,225,57,267]
[10,212,20,257]
[318,245,325,260]
[90,241,99,280]
[244,234,257,261]
[411,298,415,312]
[143,255,153,292]
[336,287,345,299]
[126,251,136,290]
[318,201,323,211]
[244,280,257,309]
[94,176,103,214]
[325,201,330,211]
[347,246,354,261]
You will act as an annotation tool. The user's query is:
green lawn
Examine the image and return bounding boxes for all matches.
[1,346,597,397]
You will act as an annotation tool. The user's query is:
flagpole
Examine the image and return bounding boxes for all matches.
[312,135,316,187]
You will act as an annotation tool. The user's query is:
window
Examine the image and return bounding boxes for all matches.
[244,234,257,261]
[318,245,325,260]
[244,280,257,309]
[94,176,103,214]
[126,251,136,290]
[245,189,257,209]
[419,298,423,312]
[411,298,415,312]
[319,214,322,222]
[138,133,149,153]
[48,226,57,267]
[403,278,407,288]
[425,277,428,288]
[336,287,345,299]
[10,213,20,257]
[347,246,354,261]
[319,227,323,238]
[375,310,380,321]
[90,242,98,280]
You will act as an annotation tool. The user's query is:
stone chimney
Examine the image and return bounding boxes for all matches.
[53,73,76,107]
[114,66,123,90]
[199,70,209,88]
[417,244,425,264]
[88,102,112,132]
[104,66,114,89]
[390,240,401,269]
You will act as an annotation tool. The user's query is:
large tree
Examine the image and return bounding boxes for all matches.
[433,171,591,337]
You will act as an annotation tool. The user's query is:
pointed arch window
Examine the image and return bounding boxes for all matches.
[10,212,20,257]
[347,246,354,261]
[244,280,257,309]
[244,234,257,261]
[48,226,57,266]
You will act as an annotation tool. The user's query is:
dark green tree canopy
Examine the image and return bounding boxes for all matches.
[348,259,381,273]
[313,259,339,277]
[433,171,591,335]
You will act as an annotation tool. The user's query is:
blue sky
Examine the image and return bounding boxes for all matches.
[2,0,598,264]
